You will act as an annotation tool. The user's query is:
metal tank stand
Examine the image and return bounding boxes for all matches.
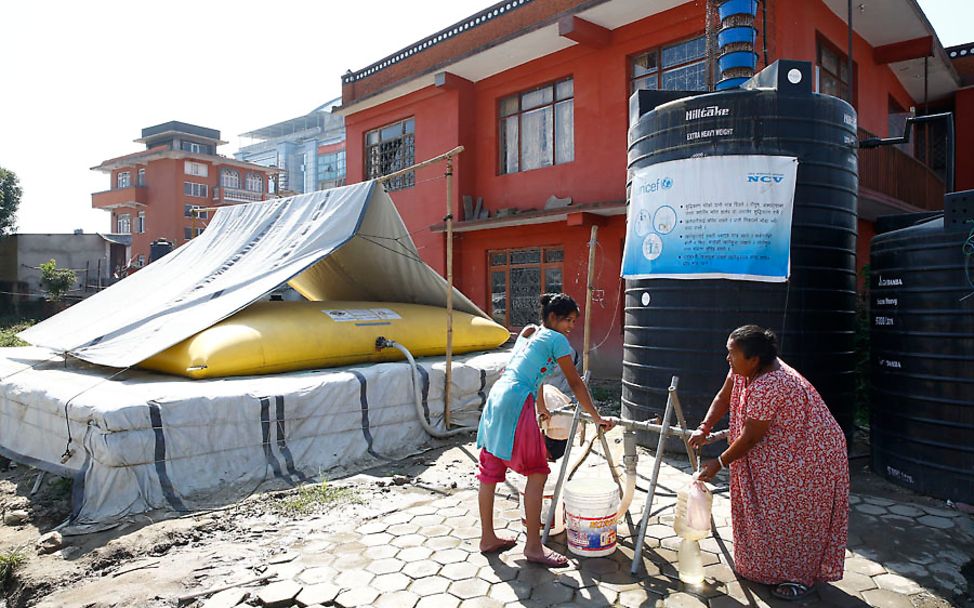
[541,376,726,575]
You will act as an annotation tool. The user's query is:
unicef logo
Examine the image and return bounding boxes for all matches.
[661,177,673,190]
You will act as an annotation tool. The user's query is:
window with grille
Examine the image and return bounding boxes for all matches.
[498,78,573,174]
[631,36,707,93]
[116,171,130,189]
[245,173,263,192]
[488,247,564,328]
[221,169,240,189]
[366,118,415,191]
[817,36,855,103]
[116,213,131,234]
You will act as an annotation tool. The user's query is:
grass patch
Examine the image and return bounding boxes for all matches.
[0,318,35,347]
[279,481,362,516]
[0,548,26,589]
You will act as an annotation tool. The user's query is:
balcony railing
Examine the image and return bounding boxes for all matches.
[857,128,945,212]
[212,187,265,204]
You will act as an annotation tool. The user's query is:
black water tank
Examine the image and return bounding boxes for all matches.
[150,239,174,262]
[870,216,974,503]
[623,60,859,444]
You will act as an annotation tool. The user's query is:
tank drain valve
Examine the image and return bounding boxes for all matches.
[375,336,394,351]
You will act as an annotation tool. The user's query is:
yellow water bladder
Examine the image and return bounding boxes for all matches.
[139,300,511,379]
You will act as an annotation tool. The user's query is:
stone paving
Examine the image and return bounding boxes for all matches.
[194,437,972,608]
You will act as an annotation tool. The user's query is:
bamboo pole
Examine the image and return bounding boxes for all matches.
[582,225,599,379]
[444,158,455,428]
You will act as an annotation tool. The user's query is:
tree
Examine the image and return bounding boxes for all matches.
[39,259,76,302]
[0,167,22,236]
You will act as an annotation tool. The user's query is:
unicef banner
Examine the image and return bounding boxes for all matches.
[621,155,798,282]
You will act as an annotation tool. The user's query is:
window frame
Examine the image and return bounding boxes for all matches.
[487,246,565,329]
[221,168,240,189]
[245,172,263,193]
[116,171,131,189]
[184,161,209,177]
[816,34,857,106]
[116,213,132,234]
[497,77,574,175]
[136,211,145,234]
[136,168,145,187]
[184,181,208,198]
[365,117,416,191]
[630,34,708,94]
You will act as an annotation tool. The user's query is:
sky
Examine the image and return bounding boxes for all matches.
[0,0,969,234]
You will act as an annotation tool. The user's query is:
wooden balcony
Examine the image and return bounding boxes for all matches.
[857,129,945,213]
[91,186,148,210]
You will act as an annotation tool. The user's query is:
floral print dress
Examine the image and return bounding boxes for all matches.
[728,360,849,586]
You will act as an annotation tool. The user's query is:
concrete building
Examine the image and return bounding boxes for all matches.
[235,99,346,195]
[0,232,128,312]
[338,0,971,376]
[91,121,278,268]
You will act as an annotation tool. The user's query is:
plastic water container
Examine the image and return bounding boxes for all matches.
[563,478,620,557]
[511,473,565,536]
[674,478,713,585]
[541,385,572,440]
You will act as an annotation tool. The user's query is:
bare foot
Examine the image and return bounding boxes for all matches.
[480,535,517,554]
[523,547,568,567]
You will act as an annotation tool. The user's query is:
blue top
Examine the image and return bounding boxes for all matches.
[476,326,573,460]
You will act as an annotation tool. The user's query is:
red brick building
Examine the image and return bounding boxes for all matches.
[91,121,278,272]
[339,0,971,376]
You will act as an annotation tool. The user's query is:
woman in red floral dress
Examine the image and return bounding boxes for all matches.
[691,325,849,601]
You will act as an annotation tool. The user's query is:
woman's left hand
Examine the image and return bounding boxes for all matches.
[696,459,722,482]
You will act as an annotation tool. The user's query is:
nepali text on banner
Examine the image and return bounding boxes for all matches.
[621,155,799,282]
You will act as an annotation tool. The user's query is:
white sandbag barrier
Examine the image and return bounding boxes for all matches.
[0,347,507,523]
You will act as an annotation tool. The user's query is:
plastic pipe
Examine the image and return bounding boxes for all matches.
[615,429,639,522]
[376,337,477,438]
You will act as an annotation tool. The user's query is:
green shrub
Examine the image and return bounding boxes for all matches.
[39,259,76,302]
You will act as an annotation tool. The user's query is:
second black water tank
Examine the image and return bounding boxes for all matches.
[870,215,974,503]
[623,61,859,442]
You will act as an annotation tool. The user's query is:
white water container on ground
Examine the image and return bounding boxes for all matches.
[674,478,713,584]
[511,472,565,536]
[564,478,620,557]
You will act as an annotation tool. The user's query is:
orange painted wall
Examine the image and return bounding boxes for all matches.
[955,87,974,191]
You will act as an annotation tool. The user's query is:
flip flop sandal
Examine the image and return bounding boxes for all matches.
[525,551,569,568]
[480,538,517,554]
[771,582,813,601]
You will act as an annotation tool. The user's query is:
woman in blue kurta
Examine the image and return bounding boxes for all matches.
[476,293,613,567]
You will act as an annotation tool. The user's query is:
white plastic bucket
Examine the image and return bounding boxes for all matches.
[563,478,620,557]
[511,473,565,536]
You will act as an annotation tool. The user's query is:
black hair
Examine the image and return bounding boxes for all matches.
[729,324,778,365]
[539,292,579,325]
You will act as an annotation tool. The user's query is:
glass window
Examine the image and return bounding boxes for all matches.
[184,227,192,241]
[116,213,131,234]
[245,173,263,192]
[116,171,130,189]
[365,118,416,191]
[136,211,145,234]
[137,168,145,187]
[631,36,707,93]
[487,246,564,329]
[184,161,208,177]
[183,204,207,219]
[498,78,574,175]
[817,37,854,103]
[184,182,208,198]
[136,255,145,267]
[221,168,240,189]
[317,149,347,189]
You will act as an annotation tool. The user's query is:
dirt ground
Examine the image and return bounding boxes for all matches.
[1,389,971,608]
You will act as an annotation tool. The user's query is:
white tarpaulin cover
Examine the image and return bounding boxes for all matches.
[19,180,485,368]
[0,347,507,523]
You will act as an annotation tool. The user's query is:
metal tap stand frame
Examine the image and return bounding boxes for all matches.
[541,376,728,575]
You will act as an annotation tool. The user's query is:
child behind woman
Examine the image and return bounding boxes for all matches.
[476,292,613,567]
